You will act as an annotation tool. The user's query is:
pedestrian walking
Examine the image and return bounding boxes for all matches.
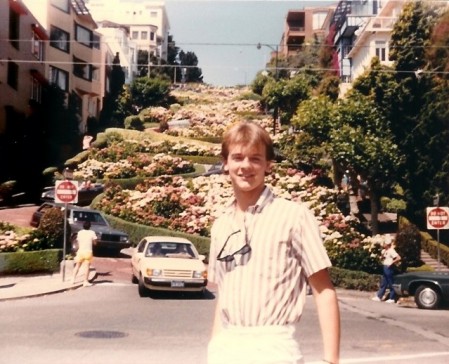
[371,234,401,303]
[71,221,97,287]
[207,121,340,364]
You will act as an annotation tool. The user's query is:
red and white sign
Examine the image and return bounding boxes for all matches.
[55,180,78,204]
[427,207,449,230]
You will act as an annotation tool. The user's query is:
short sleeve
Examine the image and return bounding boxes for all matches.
[293,204,331,278]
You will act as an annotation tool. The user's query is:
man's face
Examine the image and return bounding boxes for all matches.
[224,143,271,194]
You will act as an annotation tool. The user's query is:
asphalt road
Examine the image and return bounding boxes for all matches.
[2,206,449,363]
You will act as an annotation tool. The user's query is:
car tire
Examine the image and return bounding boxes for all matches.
[138,274,148,297]
[415,285,441,309]
[131,273,138,284]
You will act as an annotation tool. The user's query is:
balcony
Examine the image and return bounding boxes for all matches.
[367,17,397,32]
[335,15,368,41]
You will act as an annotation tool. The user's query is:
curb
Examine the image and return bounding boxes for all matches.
[0,270,98,302]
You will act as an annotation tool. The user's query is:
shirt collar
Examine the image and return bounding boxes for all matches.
[224,186,274,215]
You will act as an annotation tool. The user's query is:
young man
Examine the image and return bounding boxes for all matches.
[71,221,97,287]
[208,121,340,364]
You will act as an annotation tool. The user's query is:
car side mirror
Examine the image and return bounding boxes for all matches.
[198,254,206,261]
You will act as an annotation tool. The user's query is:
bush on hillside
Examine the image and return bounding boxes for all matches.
[395,223,422,271]
[124,115,145,131]
[24,208,69,251]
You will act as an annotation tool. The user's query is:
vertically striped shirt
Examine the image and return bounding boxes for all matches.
[208,186,331,327]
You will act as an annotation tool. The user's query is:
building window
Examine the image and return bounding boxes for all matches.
[31,32,44,60]
[141,31,148,40]
[75,23,93,48]
[30,77,42,102]
[150,32,155,41]
[92,34,101,50]
[73,57,92,81]
[7,61,19,90]
[313,12,328,30]
[9,9,20,49]
[375,41,387,61]
[51,0,70,13]
[50,66,69,91]
[92,66,99,81]
[50,26,70,52]
[132,31,138,39]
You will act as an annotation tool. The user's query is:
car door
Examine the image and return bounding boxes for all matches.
[132,239,147,276]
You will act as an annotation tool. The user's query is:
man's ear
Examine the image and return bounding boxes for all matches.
[265,161,273,174]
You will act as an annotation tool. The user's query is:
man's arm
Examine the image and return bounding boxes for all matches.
[210,297,222,338]
[308,268,340,364]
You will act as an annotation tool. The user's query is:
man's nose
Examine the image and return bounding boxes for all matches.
[241,157,251,167]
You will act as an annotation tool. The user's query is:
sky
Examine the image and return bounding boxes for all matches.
[164,0,335,87]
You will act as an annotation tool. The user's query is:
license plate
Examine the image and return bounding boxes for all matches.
[171,281,185,288]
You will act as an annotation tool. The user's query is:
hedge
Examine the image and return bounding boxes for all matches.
[0,249,62,275]
[105,214,211,261]
[399,215,449,268]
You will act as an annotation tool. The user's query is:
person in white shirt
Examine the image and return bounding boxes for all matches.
[372,235,401,303]
[71,221,97,287]
[207,121,340,364]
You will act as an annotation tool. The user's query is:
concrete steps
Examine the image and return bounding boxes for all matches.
[420,249,449,272]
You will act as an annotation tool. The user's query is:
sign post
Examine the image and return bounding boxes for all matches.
[426,204,449,271]
[55,180,78,281]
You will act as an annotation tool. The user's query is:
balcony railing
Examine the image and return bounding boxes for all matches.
[368,17,397,31]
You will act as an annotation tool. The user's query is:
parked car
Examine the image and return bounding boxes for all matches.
[393,271,449,309]
[201,163,223,176]
[131,236,208,297]
[41,183,104,206]
[30,202,130,255]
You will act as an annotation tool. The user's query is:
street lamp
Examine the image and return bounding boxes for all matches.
[257,42,279,80]
[257,42,279,134]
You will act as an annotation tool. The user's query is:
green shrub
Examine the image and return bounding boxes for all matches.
[381,196,406,213]
[25,208,69,251]
[324,240,382,275]
[329,267,380,291]
[124,115,145,131]
[395,222,422,270]
[0,249,62,274]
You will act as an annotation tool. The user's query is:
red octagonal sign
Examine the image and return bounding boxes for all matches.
[427,207,449,230]
[55,180,78,204]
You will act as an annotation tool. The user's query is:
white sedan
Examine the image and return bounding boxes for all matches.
[131,236,208,297]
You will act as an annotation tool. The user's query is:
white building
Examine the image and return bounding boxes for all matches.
[85,0,170,62]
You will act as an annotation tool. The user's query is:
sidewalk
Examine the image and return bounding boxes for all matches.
[0,261,97,302]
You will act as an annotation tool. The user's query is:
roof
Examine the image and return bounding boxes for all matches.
[142,236,193,244]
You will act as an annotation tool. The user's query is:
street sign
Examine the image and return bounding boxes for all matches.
[426,207,449,230]
[55,180,78,204]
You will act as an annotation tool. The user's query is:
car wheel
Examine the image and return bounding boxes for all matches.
[131,272,138,284]
[415,285,441,309]
[138,274,148,297]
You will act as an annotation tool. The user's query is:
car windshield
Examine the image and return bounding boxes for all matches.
[146,242,195,258]
[72,211,107,225]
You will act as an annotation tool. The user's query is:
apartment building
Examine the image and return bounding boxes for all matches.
[23,0,103,134]
[86,0,170,70]
[0,0,47,136]
[280,7,334,58]
[96,20,138,84]
[329,0,404,96]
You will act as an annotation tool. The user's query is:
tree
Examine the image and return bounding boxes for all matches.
[178,50,203,83]
[279,96,335,171]
[387,1,446,226]
[129,76,171,109]
[100,52,126,129]
[330,94,402,234]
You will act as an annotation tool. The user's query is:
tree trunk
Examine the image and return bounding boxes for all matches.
[369,188,380,235]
